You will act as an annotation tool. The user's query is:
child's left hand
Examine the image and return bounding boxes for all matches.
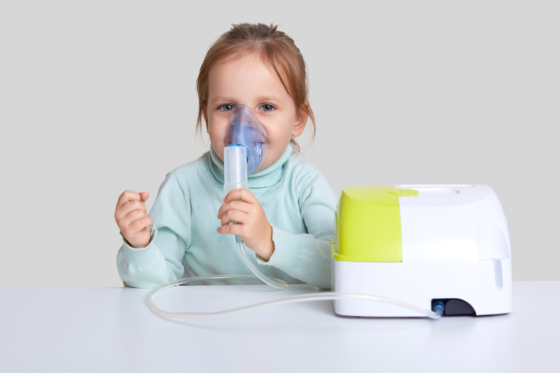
[217,189,275,261]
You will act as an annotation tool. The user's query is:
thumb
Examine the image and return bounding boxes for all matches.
[139,191,150,202]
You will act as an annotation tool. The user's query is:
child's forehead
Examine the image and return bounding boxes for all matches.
[208,52,290,101]
[211,52,276,79]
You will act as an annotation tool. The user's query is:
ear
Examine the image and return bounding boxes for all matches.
[202,102,209,132]
[292,101,310,138]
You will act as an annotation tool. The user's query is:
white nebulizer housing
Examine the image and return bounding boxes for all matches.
[330,185,512,317]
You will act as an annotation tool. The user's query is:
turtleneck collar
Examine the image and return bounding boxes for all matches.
[209,143,294,188]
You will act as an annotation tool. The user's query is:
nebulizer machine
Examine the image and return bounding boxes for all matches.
[146,104,512,319]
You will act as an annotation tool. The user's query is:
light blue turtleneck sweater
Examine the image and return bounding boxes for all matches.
[116,143,337,289]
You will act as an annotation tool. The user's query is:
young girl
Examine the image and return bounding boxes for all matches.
[114,23,336,289]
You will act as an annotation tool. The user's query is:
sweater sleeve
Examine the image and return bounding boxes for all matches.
[116,172,191,288]
[255,166,337,290]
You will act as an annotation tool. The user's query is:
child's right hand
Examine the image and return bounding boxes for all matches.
[115,190,153,249]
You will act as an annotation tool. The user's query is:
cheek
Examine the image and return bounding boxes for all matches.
[208,126,220,140]
[207,119,229,160]
[267,117,294,141]
[208,115,229,139]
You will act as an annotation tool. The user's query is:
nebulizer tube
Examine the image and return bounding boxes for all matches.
[146,104,443,320]
[146,146,443,320]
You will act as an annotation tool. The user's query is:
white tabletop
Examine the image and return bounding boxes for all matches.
[1,282,559,373]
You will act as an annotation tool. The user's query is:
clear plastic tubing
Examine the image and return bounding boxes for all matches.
[146,242,444,320]
[146,145,444,320]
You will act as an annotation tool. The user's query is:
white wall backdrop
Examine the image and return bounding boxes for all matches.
[1,0,558,288]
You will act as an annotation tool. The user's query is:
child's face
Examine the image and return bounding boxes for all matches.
[204,52,307,170]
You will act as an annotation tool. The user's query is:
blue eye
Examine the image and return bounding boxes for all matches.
[261,104,276,112]
[219,104,234,111]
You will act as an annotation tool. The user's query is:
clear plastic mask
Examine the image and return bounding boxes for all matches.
[225,104,268,174]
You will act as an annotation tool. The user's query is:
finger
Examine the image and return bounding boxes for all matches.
[127,216,154,236]
[224,188,257,204]
[116,190,141,209]
[217,222,245,236]
[120,209,150,230]
[115,199,147,221]
[217,200,251,219]
[123,204,148,221]
[140,192,149,202]
[220,209,248,227]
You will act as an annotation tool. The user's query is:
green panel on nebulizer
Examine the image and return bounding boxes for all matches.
[330,185,419,262]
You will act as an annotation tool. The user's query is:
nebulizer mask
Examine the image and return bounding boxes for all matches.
[225,104,268,175]
[146,105,444,320]
[223,104,268,200]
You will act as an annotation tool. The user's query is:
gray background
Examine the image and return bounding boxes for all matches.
[0,1,558,289]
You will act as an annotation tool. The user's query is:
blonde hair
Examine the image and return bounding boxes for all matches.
[196,23,316,153]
